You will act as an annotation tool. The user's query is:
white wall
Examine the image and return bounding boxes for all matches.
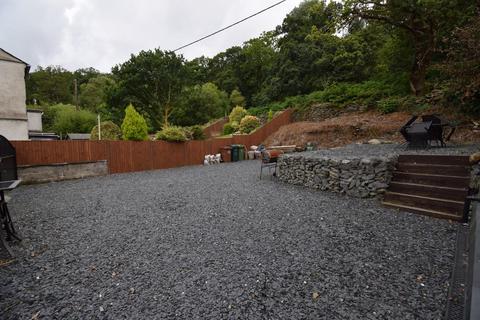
[0,60,28,140]
[27,111,43,132]
[0,119,28,140]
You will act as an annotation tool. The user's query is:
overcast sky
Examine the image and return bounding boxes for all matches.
[0,0,303,72]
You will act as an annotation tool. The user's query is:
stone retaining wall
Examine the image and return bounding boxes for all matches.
[278,152,397,198]
[18,160,108,184]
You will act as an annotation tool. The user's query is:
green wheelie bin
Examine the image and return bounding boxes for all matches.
[231,144,240,162]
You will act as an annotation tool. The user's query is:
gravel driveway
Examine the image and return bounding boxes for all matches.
[1,160,457,319]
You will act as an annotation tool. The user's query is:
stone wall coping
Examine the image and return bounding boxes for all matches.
[18,160,107,168]
[280,152,398,162]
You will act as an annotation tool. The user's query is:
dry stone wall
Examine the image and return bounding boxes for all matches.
[278,152,397,198]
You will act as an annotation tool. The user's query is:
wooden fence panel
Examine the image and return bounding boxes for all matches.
[203,117,228,138]
[11,109,293,174]
[151,141,187,170]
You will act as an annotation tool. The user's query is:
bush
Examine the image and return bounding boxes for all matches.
[156,126,187,142]
[90,121,122,140]
[229,106,248,123]
[377,97,400,114]
[121,104,149,141]
[229,89,246,107]
[222,123,235,135]
[267,109,274,121]
[246,79,411,117]
[239,115,260,134]
[51,106,97,136]
[39,103,74,132]
[187,125,206,140]
[223,122,239,135]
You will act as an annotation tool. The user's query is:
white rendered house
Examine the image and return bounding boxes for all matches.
[0,48,30,140]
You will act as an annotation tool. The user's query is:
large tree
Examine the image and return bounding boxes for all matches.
[236,32,277,106]
[172,82,229,126]
[269,0,343,99]
[343,0,476,96]
[442,13,480,113]
[110,49,188,129]
[79,75,115,112]
[73,67,101,87]
[27,66,74,104]
[207,46,243,97]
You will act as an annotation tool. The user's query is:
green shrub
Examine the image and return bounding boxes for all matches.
[222,123,236,135]
[223,121,241,135]
[267,109,274,121]
[121,104,149,141]
[187,125,206,140]
[229,89,246,107]
[39,103,75,132]
[246,79,411,117]
[229,106,248,123]
[377,97,400,114]
[156,126,187,142]
[239,115,260,134]
[52,106,97,136]
[90,121,122,140]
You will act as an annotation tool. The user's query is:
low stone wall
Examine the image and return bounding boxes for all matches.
[18,160,108,184]
[278,152,397,198]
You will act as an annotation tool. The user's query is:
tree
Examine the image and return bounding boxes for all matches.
[229,89,246,108]
[79,75,116,112]
[110,49,188,130]
[27,66,74,104]
[172,82,229,126]
[73,67,101,87]
[442,13,480,113]
[343,0,476,95]
[269,0,343,99]
[90,121,122,140]
[121,104,149,141]
[185,56,210,85]
[207,46,243,97]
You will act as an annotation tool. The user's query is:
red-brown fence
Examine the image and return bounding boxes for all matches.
[203,117,229,138]
[12,109,292,174]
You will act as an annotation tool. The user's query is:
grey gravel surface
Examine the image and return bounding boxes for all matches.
[1,161,458,319]
[292,143,480,160]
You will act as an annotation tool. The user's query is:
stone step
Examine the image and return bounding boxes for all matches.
[392,172,470,189]
[382,201,464,221]
[388,181,468,202]
[383,191,464,215]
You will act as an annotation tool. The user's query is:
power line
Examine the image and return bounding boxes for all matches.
[173,0,287,52]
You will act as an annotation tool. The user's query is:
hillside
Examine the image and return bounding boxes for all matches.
[264,110,480,148]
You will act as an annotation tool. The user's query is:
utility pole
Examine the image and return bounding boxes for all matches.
[97,114,101,140]
[74,78,79,110]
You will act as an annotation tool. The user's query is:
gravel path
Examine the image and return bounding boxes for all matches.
[294,143,480,159]
[1,161,458,319]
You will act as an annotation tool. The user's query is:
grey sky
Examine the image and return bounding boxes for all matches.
[0,0,303,72]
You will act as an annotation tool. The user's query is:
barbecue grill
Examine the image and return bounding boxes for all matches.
[0,135,21,251]
[400,114,455,148]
